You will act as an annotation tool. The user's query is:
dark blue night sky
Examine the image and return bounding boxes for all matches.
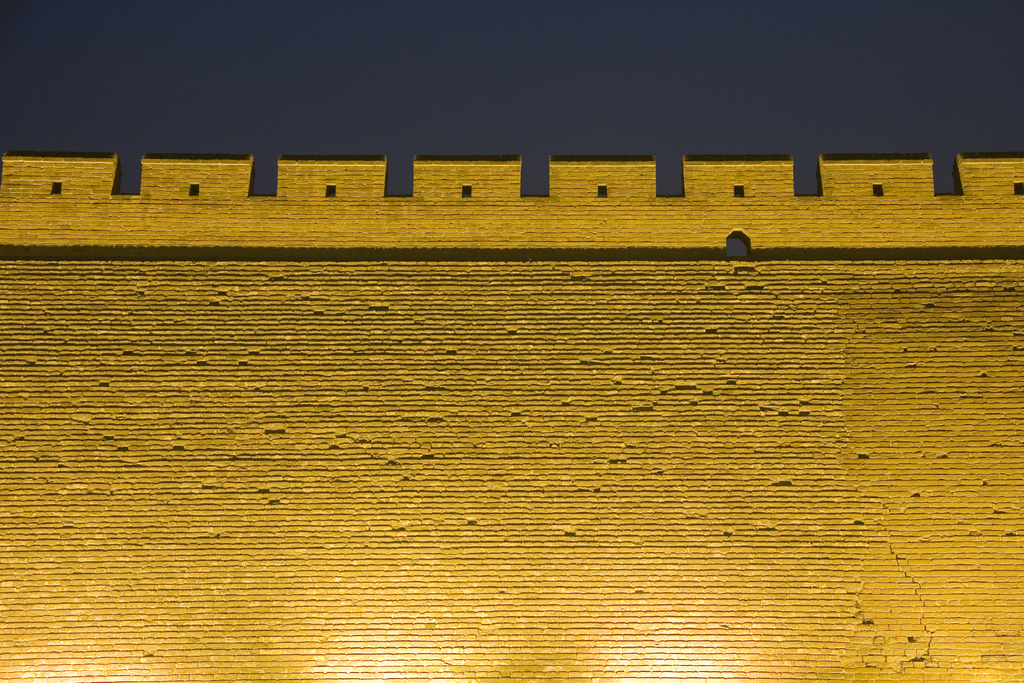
[0,1,1021,196]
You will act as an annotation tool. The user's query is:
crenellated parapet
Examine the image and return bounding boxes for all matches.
[140,153,254,199]
[549,155,656,199]
[817,153,935,198]
[0,151,123,198]
[954,152,1024,197]
[277,155,386,199]
[1,150,1022,251]
[683,154,794,198]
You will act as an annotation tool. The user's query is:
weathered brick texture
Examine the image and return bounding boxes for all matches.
[0,152,1022,682]
[0,261,1020,682]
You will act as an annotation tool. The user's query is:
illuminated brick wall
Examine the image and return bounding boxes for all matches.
[0,152,1022,682]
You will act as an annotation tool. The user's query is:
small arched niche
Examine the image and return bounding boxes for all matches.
[726,230,751,258]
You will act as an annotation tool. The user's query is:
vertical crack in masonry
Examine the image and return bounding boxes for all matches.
[834,327,877,674]
[822,289,879,677]
[839,289,934,674]
[877,496,934,671]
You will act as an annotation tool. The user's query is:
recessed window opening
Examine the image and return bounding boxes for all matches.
[597,185,608,198]
[733,185,744,198]
[1014,182,1023,196]
[726,230,751,258]
[872,184,884,197]
[189,184,200,196]
[325,184,336,197]
[462,185,472,198]
[50,182,62,195]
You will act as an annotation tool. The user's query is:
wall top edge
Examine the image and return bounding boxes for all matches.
[4,151,118,160]
[958,151,1024,160]
[7,151,1021,164]
[683,154,792,163]
[820,153,931,161]
[279,154,386,162]
[414,155,520,162]
[550,155,656,162]
[141,153,253,161]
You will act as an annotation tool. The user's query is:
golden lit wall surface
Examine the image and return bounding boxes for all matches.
[0,261,1021,683]
[0,152,1023,682]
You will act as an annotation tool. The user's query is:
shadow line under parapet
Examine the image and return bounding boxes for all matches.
[2,245,1023,262]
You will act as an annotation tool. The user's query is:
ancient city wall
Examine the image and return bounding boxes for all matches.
[0,151,1022,683]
